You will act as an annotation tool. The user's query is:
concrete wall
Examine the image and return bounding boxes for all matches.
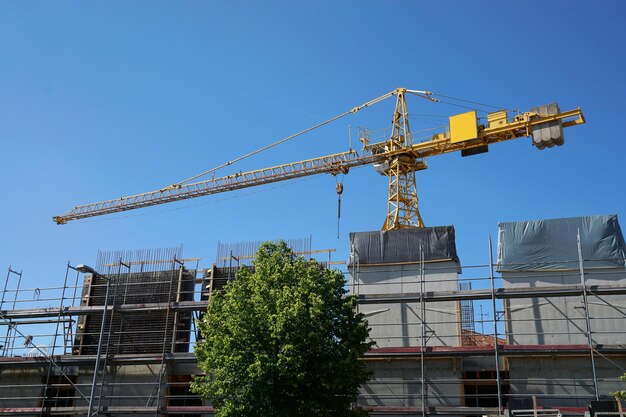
[507,356,626,408]
[0,362,211,416]
[502,268,626,345]
[349,262,459,296]
[360,301,459,348]
[0,368,44,415]
[74,364,164,414]
[351,261,463,413]
[359,358,462,412]
[350,262,460,348]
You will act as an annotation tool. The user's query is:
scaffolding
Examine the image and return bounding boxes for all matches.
[350,229,626,417]
[0,231,625,416]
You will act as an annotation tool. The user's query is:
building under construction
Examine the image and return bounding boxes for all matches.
[1,215,625,416]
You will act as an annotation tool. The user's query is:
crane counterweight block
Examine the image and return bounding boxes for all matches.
[530,103,565,150]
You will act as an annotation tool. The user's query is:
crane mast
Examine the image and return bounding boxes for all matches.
[384,89,425,230]
[53,88,585,227]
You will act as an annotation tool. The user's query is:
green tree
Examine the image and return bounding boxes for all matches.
[191,241,372,417]
[610,373,626,400]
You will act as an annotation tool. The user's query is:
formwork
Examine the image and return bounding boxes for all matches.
[75,269,195,355]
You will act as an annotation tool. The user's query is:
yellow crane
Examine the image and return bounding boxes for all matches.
[53,88,585,229]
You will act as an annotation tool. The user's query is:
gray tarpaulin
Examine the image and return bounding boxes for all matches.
[497,215,626,272]
[349,226,458,265]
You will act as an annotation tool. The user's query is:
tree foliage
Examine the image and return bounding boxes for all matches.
[192,241,372,417]
[610,373,626,400]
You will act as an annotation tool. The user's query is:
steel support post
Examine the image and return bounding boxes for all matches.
[51,264,71,356]
[153,259,183,414]
[420,245,427,416]
[0,267,15,357]
[0,273,8,357]
[489,236,503,414]
[96,260,130,412]
[41,263,73,414]
[577,229,599,400]
[87,274,111,417]
[0,267,10,310]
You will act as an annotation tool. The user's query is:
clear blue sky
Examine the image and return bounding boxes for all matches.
[1,1,625,289]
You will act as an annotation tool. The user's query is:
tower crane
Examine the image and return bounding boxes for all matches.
[53,88,585,229]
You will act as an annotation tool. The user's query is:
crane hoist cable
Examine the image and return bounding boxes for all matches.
[429,93,513,112]
[335,176,344,239]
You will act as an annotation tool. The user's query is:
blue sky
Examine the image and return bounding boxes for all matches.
[1,1,625,290]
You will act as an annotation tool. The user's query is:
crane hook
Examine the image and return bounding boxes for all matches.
[336,180,344,239]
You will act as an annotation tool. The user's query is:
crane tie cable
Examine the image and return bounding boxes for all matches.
[165,89,411,189]
[430,93,516,113]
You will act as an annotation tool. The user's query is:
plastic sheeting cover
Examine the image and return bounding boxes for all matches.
[349,226,458,265]
[497,215,626,271]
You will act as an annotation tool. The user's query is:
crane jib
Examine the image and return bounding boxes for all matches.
[53,151,378,224]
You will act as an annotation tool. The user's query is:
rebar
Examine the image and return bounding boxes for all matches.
[216,237,312,267]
